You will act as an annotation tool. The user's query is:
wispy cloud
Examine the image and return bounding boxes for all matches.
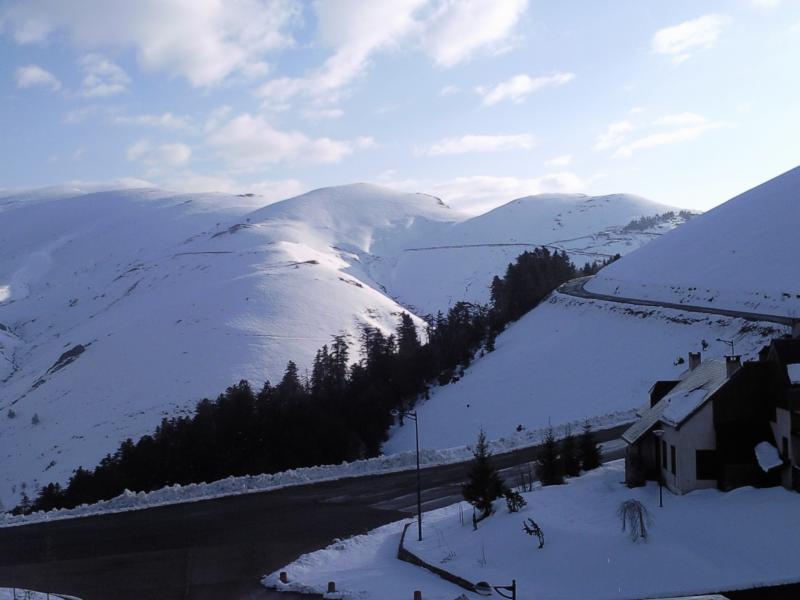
[258,0,530,111]
[127,140,191,167]
[15,64,61,91]
[477,72,574,106]
[205,113,368,168]
[80,54,130,97]
[420,133,536,156]
[113,112,192,130]
[439,85,460,97]
[593,121,635,151]
[652,14,729,63]
[613,113,726,158]
[422,0,529,67]
[545,154,573,167]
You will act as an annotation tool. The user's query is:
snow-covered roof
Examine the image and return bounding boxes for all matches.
[755,441,783,472]
[788,363,800,385]
[623,360,729,444]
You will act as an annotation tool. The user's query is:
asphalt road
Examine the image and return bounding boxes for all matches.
[0,427,628,599]
[558,276,795,327]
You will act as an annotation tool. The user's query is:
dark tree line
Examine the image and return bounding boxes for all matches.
[19,247,612,514]
[621,210,695,233]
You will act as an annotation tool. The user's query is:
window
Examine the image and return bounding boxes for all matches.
[696,450,716,480]
[670,445,676,475]
[661,440,667,469]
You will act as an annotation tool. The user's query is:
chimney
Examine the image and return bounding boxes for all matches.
[726,355,741,378]
[688,352,701,371]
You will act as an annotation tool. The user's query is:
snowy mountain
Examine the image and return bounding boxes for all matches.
[375,193,688,315]
[388,168,799,454]
[0,183,677,505]
[586,166,800,318]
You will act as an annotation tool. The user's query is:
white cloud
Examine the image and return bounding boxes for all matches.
[204,106,233,133]
[80,54,130,97]
[652,14,729,63]
[478,72,574,106]
[387,172,585,214]
[613,115,725,158]
[593,120,634,150]
[545,154,573,167]
[0,0,298,86]
[113,112,191,130]
[15,64,61,90]
[127,140,191,167]
[421,0,528,67]
[258,0,425,109]
[302,107,345,120]
[439,85,460,96]
[206,113,360,168]
[258,0,530,109]
[421,134,536,156]
[751,0,780,8]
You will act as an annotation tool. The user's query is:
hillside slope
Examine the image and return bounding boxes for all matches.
[0,183,678,506]
[387,167,798,453]
[376,193,686,314]
[385,292,783,453]
[585,166,800,317]
[0,184,456,505]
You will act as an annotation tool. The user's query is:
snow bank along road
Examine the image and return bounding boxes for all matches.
[559,276,797,327]
[0,428,628,600]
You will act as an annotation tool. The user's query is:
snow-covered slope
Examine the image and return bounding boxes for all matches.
[0,183,678,506]
[586,166,800,317]
[0,184,456,506]
[378,193,687,314]
[386,293,784,453]
[388,167,799,454]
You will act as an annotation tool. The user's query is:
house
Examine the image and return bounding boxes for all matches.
[624,334,800,494]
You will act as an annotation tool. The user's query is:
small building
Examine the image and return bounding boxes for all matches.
[624,336,800,495]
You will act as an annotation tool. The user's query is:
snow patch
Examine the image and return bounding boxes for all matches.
[755,441,783,472]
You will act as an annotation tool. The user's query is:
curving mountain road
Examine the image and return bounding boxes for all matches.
[0,430,628,600]
[558,276,797,327]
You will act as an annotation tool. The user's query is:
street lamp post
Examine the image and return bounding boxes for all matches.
[717,337,735,356]
[394,408,423,541]
[653,429,664,508]
[475,580,517,599]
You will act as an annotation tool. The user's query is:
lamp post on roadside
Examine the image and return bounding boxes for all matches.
[393,408,423,541]
[653,429,665,508]
[475,580,517,599]
[717,337,735,356]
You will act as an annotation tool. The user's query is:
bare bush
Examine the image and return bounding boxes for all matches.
[617,499,651,542]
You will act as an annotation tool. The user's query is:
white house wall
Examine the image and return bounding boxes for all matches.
[660,401,717,494]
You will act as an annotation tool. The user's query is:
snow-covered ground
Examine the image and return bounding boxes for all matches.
[0,182,675,508]
[267,461,800,600]
[0,589,77,600]
[586,166,800,318]
[386,292,785,453]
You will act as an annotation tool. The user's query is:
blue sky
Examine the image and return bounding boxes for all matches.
[1,0,799,213]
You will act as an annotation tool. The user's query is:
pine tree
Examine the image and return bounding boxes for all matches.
[536,427,564,486]
[578,421,602,471]
[560,425,581,477]
[462,429,506,519]
[396,313,420,357]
